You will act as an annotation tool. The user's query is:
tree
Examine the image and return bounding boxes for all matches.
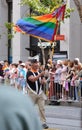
[21,0,73,18]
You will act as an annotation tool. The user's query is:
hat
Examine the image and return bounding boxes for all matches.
[31,59,38,64]
[57,60,62,65]
[20,63,25,66]
[0,61,4,65]
[74,58,80,63]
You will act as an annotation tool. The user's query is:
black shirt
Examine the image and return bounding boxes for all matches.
[26,71,41,94]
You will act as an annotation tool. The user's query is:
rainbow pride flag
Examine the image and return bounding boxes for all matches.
[15,4,66,42]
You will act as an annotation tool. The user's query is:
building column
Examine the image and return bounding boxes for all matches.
[60,0,70,59]
[60,0,81,61]
[12,0,30,63]
[80,0,82,62]
[69,0,81,60]
[0,0,8,60]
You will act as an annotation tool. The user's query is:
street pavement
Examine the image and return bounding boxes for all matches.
[45,105,82,130]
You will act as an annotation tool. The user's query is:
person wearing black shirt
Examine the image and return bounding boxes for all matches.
[26,59,48,129]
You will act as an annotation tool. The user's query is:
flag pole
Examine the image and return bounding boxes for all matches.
[38,39,46,66]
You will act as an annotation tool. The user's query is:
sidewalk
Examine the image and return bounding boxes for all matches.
[46,99,82,108]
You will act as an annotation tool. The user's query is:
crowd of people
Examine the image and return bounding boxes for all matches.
[47,58,82,101]
[0,58,82,102]
[0,57,82,129]
[0,58,82,130]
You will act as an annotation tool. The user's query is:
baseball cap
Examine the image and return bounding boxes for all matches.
[57,60,62,65]
[20,63,25,66]
[74,58,80,62]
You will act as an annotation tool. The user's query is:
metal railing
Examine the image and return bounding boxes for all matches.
[47,79,82,102]
[0,76,82,103]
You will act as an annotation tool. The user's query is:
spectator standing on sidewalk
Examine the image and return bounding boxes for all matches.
[75,64,82,100]
[54,60,62,100]
[26,59,48,129]
[17,63,27,94]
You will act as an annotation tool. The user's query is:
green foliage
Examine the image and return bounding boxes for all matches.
[5,22,13,30]
[5,22,14,40]
[20,0,64,14]
[65,8,74,18]
[0,22,14,41]
[8,33,14,40]
[21,0,49,14]
[21,0,74,18]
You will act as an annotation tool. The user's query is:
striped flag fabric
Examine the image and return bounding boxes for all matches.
[14,4,66,42]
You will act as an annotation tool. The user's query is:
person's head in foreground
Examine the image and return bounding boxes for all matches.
[0,86,42,130]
